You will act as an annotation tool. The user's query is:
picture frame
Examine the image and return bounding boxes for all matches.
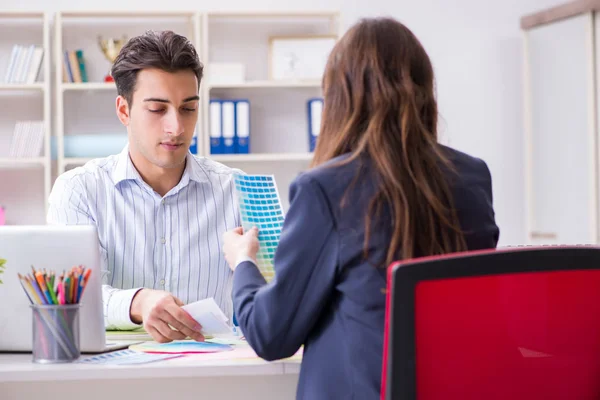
[268,35,337,81]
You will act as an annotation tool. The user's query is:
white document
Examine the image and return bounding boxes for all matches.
[182,298,233,337]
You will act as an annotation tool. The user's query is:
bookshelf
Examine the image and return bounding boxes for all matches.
[0,83,45,90]
[61,82,116,91]
[54,11,200,175]
[0,11,51,225]
[53,10,341,211]
[207,80,322,89]
[199,11,340,208]
[0,157,46,168]
[211,152,314,163]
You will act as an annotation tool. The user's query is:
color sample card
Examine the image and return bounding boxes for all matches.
[233,174,285,282]
[129,340,233,354]
[77,349,182,365]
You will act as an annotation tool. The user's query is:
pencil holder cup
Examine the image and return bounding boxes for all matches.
[31,304,81,363]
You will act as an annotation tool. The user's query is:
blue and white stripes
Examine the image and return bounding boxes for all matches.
[47,146,241,330]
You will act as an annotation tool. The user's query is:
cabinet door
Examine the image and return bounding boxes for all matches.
[526,13,597,245]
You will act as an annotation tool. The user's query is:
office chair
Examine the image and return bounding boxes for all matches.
[381,246,600,400]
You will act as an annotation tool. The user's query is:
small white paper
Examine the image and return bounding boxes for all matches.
[182,298,232,337]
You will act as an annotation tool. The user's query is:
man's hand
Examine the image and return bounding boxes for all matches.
[223,226,259,271]
[130,289,204,343]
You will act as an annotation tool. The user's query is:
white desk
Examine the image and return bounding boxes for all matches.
[0,346,302,400]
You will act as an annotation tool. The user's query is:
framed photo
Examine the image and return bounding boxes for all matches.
[268,35,337,81]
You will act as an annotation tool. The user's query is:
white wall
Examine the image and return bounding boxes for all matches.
[0,0,566,245]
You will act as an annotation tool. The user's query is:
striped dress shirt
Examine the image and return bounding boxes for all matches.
[47,146,241,330]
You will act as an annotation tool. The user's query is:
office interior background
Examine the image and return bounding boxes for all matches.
[0,0,582,248]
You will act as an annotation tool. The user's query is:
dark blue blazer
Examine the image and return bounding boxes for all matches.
[233,147,500,400]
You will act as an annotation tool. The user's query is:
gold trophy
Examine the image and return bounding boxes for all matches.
[98,35,127,82]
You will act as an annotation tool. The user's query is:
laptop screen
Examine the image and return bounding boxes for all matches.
[414,269,600,400]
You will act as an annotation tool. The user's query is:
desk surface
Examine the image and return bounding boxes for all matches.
[0,343,302,383]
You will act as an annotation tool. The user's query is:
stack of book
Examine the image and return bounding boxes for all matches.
[62,50,88,83]
[8,121,44,158]
[3,44,44,84]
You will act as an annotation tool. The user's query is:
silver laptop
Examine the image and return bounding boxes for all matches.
[0,225,132,353]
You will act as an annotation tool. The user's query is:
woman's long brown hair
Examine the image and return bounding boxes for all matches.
[311,17,467,265]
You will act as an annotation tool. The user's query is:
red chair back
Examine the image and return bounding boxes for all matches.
[382,246,600,400]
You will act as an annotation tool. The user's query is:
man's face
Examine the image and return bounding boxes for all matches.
[117,68,199,170]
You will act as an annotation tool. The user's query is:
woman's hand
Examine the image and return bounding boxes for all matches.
[223,226,260,271]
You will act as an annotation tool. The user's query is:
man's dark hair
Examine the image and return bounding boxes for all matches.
[111,30,204,105]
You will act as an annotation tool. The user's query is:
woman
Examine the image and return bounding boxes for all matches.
[222,17,499,399]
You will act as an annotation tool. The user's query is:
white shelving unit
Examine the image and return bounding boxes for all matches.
[61,82,116,91]
[54,11,200,175]
[52,10,340,210]
[211,153,314,163]
[199,11,340,208]
[0,157,46,168]
[0,11,51,225]
[0,83,45,90]
[207,80,322,89]
[62,157,95,166]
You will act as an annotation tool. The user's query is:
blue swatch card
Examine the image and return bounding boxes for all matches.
[233,174,285,282]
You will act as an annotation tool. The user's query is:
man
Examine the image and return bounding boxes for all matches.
[47,30,241,343]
